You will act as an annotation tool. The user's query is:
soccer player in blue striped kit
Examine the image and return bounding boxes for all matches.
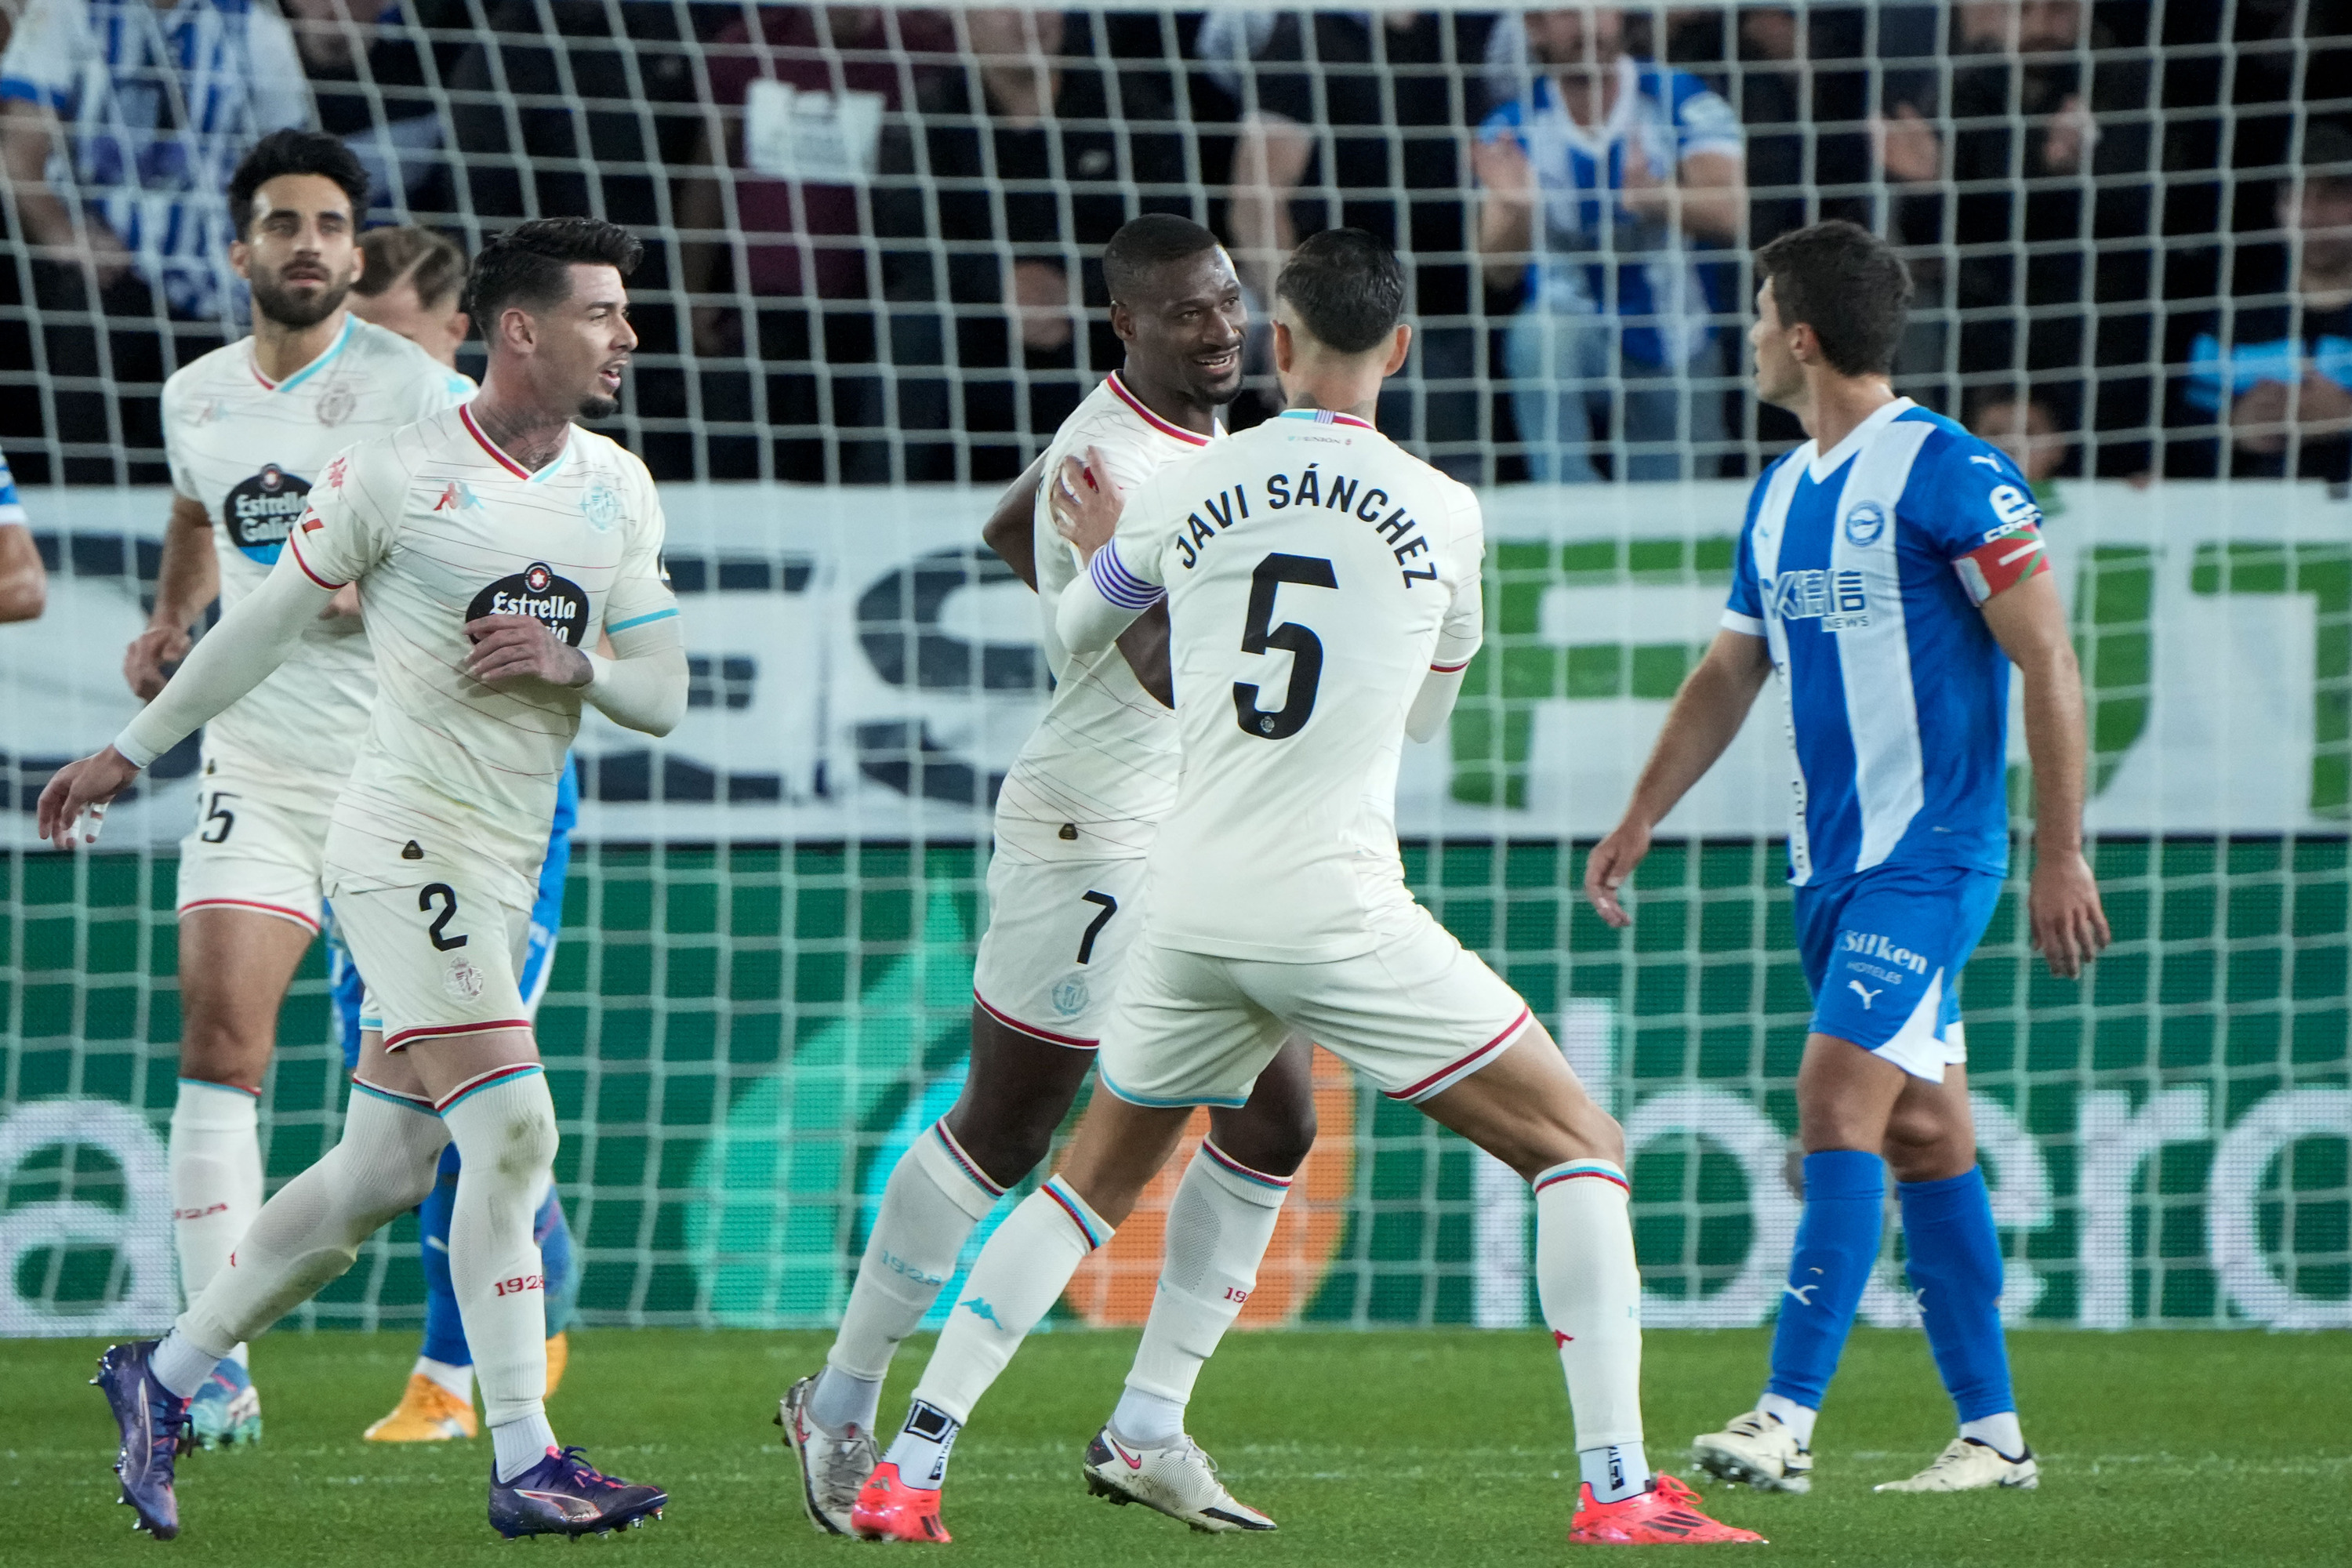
[1586,220,2111,1494]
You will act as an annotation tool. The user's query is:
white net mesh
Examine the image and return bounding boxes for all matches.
[2,3,2347,1335]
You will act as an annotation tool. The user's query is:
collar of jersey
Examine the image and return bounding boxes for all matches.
[249,314,356,395]
[1106,371,1213,446]
[1275,408,1375,430]
[459,401,572,483]
[1803,396,1915,484]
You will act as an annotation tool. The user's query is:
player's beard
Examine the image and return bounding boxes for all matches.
[578,393,621,421]
[249,270,352,331]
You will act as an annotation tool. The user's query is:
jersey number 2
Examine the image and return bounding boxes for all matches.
[419,884,468,950]
[1234,553,1336,741]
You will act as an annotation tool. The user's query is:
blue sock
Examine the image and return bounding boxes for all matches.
[419,1142,470,1367]
[1763,1150,1886,1414]
[534,1187,579,1337]
[1899,1167,2015,1424]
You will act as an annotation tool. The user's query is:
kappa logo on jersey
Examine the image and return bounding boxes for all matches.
[1766,568,1871,630]
[434,480,483,512]
[468,562,590,644]
[222,465,314,563]
[326,455,349,488]
[1842,500,1888,546]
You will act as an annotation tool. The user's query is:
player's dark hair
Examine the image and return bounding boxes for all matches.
[354,225,469,312]
[1102,213,1222,306]
[227,130,371,238]
[1755,220,1912,377]
[1274,227,1404,355]
[466,218,643,336]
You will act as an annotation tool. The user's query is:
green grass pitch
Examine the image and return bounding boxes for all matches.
[9,1327,2340,1566]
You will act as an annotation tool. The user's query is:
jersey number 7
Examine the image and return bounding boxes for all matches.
[1234,554,1336,742]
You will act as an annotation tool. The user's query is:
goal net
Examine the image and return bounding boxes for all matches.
[2,3,2347,1337]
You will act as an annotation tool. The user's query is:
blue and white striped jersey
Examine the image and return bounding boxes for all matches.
[0,0,309,320]
[0,448,24,525]
[1724,398,2049,887]
[1477,56,1742,368]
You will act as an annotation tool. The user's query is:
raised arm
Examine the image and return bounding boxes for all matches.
[1582,628,1773,926]
[1979,570,2109,978]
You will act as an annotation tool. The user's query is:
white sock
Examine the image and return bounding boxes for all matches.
[170,1079,263,1367]
[884,1399,962,1488]
[1116,1141,1290,1445]
[438,1068,559,1436]
[886,1177,1110,1486]
[1758,1392,1817,1447]
[180,1090,448,1359]
[151,1325,230,1399]
[1532,1160,1649,1494]
[1579,1442,1652,1504]
[417,1355,474,1403]
[1961,1411,2027,1459]
[492,1412,557,1481]
[821,1121,1004,1433]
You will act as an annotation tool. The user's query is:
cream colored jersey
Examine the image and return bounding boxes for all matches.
[162,315,474,784]
[290,403,677,905]
[991,371,1220,863]
[1086,408,1484,963]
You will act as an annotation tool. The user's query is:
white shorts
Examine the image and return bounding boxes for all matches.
[325,822,532,1052]
[970,855,1149,1048]
[174,757,336,935]
[1098,902,1533,1109]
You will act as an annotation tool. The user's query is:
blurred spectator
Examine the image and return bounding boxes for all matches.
[1876,0,2155,405]
[281,0,452,216]
[0,448,46,622]
[1475,6,1744,481]
[1966,387,2071,509]
[2176,122,2352,486]
[872,8,1185,480]
[1203,8,1493,470]
[349,223,469,367]
[678,6,948,357]
[0,0,309,320]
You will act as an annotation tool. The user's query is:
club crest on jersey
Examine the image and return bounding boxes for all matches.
[468,561,590,645]
[222,465,313,564]
[1842,500,1888,546]
[579,483,622,532]
[1051,977,1089,1018]
[316,385,356,426]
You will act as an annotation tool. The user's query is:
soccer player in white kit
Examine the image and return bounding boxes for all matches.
[117,131,472,1450]
[855,230,1762,1548]
[800,217,1314,1542]
[45,218,685,1541]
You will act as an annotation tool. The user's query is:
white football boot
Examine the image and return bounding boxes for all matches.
[1080,1425,1276,1533]
[1875,1438,2039,1492]
[1691,1409,1815,1494]
[778,1374,880,1534]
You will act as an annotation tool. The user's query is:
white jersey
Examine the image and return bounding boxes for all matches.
[1087,408,1484,963]
[991,371,1220,864]
[162,315,474,784]
[291,404,677,906]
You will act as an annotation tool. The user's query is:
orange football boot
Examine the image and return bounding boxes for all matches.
[1569,1472,1766,1545]
[851,1461,951,1543]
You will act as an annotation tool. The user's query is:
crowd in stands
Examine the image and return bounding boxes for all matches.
[0,1,2346,489]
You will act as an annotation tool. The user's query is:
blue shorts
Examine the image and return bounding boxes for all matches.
[335,759,577,1071]
[1791,861,2003,1083]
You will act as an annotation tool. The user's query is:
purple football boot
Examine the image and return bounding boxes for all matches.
[488,1446,668,1539]
[92,1341,194,1539]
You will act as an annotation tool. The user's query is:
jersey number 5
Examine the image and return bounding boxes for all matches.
[1234,553,1336,741]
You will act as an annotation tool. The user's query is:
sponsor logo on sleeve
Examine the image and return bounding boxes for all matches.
[222,465,313,563]
[1987,484,2042,528]
[466,562,590,644]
